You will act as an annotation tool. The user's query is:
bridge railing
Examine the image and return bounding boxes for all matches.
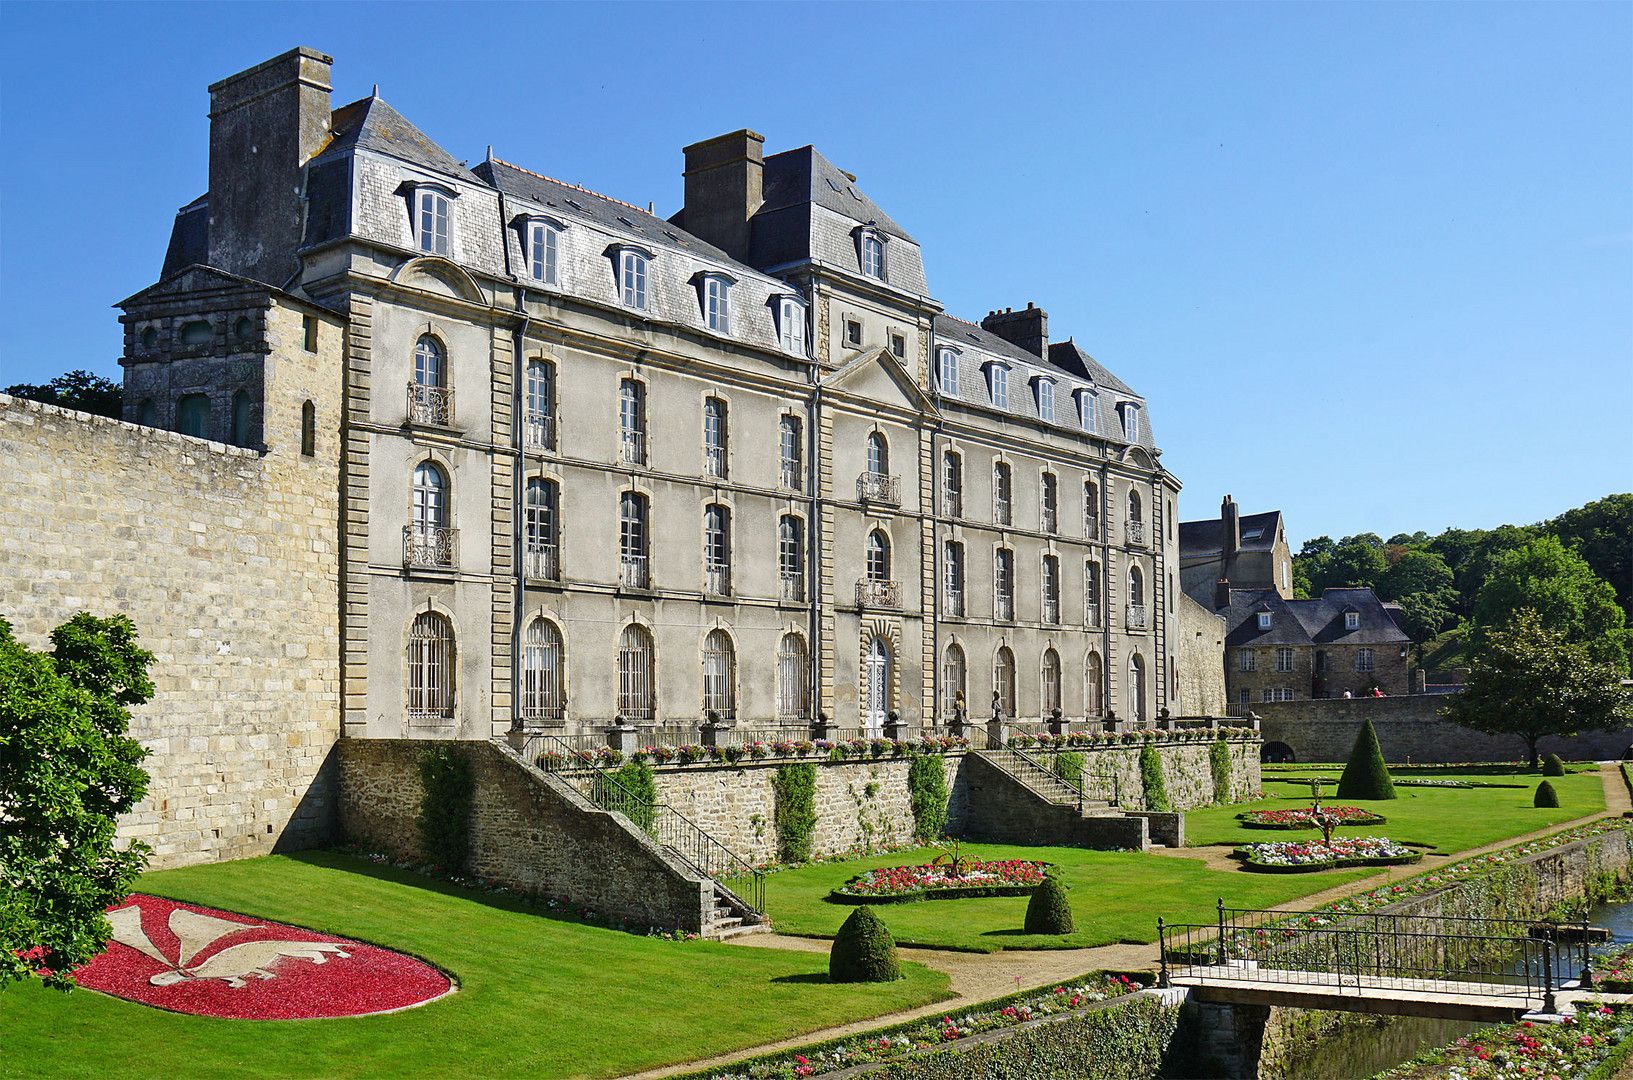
[1158,901,1591,1012]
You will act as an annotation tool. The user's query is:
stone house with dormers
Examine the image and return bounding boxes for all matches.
[114,46,1189,748]
[1223,587,1412,708]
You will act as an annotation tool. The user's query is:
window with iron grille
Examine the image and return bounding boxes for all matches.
[1042,555,1060,624]
[1085,652,1104,715]
[994,646,1016,717]
[619,379,646,464]
[779,415,803,491]
[1041,472,1058,532]
[993,461,1012,525]
[524,477,559,579]
[416,189,450,255]
[1041,648,1061,715]
[944,541,964,616]
[778,633,810,719]
[407,612,455,723]
[943,643,966,715]
[704,504,731,594]
[866,530,890,581]
[994,547,1014,619]
[617,623,655,721]
[703,397,728,478]
[701,629,735,719]
[525,359,555,450]
[522,618,565,721]
[1276,648,1295,672]
[619,491,648,588]
[943,451,963,516]
[779,515,804,602]
[1357,648,1375,672]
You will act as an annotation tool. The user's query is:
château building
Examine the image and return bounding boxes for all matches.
[117,46,1188,744]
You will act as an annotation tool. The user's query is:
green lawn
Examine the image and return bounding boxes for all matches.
[2,852,951,1080]
[761,843,1374,952]
[1187,766,1607,853]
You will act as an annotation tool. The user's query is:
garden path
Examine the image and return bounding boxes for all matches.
[619,763,1630,1080]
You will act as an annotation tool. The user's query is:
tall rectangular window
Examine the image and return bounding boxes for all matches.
[779,515,804,603]
[619,379,646,465]
[1122,403,1140,443]
[994,548,1014,621]
[779,299,806,354]
[302,315,317,352]
[861,234,884,278]
[1357,648,1375,672]
[943,451,963,517]
[944,541,964,617]
[619,491,648,589]
[1037,380,1055,423]
[993,461,1012,526]
[528,222,559,284]
[620,251,648,309]
[703,397,728,479]
[779,415,803,491]
[524,478,559,580]
[1042,555,1060,624]
[1239,650,1256,672]
[1079,391,1096,432]
[524,359,555,451]
[704,504,731,595]
[705,277,731,332]
[417,190,450,255]
[1041,473,1058,533]
[938,348,959,394]
[990,366,1009,409]
[1275,648,1295,672]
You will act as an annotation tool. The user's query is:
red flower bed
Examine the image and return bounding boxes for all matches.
[831,860,1049,903]
[70,894,452,1019]
[1236,806,1386,829]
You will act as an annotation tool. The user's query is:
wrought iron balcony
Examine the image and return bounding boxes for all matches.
[523,545,559,581]
[403,524,457,569]
[407,383,454,427]
[704,446,728,479]
[705,566,732,597]
[995,593,1015,621]
[1084,600,1102,627]
[1041,507,1058,534]
[780,573,806,603]
[945,589,964,617]
[856,578,902,609]
[781,463,803,492]
[620,553,649,589]
[1043,598,1060,625]
[620,429,647,466]
[1085,514,1100,541]
[523,411,555,452]
[857,472,900,505]
[1126,603,1148,630]
[1125,519,1147,546]
[945,490,963,518]
[994,497,1012,526]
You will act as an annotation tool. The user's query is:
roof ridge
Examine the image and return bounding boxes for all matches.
[490,157,649,216]
[940,313,983,328]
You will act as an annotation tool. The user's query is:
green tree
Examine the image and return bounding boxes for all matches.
[828,905,901,983]
[1545,494,1632,627]
[1335,719,1396,800]
[1441,609,1633,769]
[1473,536,1629,670]
[1,614,153,991]
[1391,590,1455,646]
[4,370,122,419]
[1378,549,1455,602]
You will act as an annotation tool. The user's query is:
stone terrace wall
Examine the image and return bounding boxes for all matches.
[1257,696,1633,764]
[337,739,712,932]
[0,395,340,866]
[1036,736,1262,810]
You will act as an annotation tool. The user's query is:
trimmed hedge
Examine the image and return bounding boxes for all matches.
[1535,780,1561,808]
[1023,874,1074,934]
[829,905,901,983]
[1335,719,1396,800]
[1543,753,1566,777]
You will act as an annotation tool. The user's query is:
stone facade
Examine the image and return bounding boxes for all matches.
[0,393,340,867]
[1176,594,1227,717]
[1256,696,1633,764]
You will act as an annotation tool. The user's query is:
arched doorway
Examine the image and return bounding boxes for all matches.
[863,636,891,736]
[1128,653,1146,722]
[1262,741,1297,764]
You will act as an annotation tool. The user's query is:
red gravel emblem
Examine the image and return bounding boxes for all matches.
[72,894,453,1019]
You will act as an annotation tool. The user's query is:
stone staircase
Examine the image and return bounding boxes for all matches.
[705,885,770,940]
[977,748,1121,817]
[966,748,1151,850]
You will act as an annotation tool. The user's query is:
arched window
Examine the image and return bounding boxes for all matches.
[1129,565,1144,607]
[863,636,892,735]
[230,390,251,447]
[301,400,316,456]
[1128,488,1143,523]
[1085,652,1104,716]
[701,629,736,719]
[994,646,1016,719]
[777,633,810,720]
[410,336,451,425]
[176,394,210,439]
[524,478,559,580]
[617,623,655,721]
[1041,648,1061,716]
[943,451,963,517]
[866,530,890,581]
[407,461,453,568]
[937,347,959,394]
[1129,654,1146,722]
[407,612,455,724]
[525,359,555,450]
[943,644,967,716]
[522,618,565,721]
[414,335,445,388]
[619,491,648,588]
[866,432,889,476]
[704,504,731,595]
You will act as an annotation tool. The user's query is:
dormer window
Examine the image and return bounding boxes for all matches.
[986,362,1010,410]
[1034,378,1056,424]
[1120,401,1141,443]
[937,347,960,394]
[518,216,564,284]
[1076,389,1097,433]
[695,272,734,333]
[1258,611,1272,630]
[414,186,454,255]
[610,246,653,310]
[1344,611,1360,631]
[775,296,807,354]
[860,230,885,279]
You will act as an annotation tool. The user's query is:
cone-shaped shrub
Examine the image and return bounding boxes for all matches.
[1535,780,1560,808]
[829,905,901,983]
[1335,719,1396,800]
[1542,754,1565,777]
[1023,872,1075,934]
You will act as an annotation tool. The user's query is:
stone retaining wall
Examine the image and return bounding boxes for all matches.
[337,738,711,932]
[1036,736,1262,810]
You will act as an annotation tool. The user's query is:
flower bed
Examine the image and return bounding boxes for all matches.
[1237,806,1387,829]
[830,859,1050,903]
[1376,1005,1628,1080]
[1234,836,1421,872]
[1595,943,1633,993]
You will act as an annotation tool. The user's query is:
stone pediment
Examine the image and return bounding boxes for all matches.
[825,346,938,417]
[390,256,487,305]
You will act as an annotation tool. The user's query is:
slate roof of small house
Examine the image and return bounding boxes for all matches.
[1224,587,1412,648]
[1047,340,1136,396]
[1179,510,1285,560]
[758,146,915,243]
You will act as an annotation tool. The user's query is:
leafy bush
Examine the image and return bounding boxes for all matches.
[1335,719,1396,800]
[592,758,657,831]
[1139,744,1171,812]
[1543,753,1566,776]
[907,755,948,842]
[417,746,475,874]
[1053,751,1084,790]
[828,905,901,982]
[773,763,818,863]
[1210,737,1232,803]
[1023,873,1074,934]
[1535,780,1560,807]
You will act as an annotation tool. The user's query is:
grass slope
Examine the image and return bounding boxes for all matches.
[762,843,1372,951]
[1187,768,1605,852]
[2,852,950,1080]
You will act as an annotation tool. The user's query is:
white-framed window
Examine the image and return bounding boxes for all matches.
[701,629,736,719]
[415,188,451,255]
[1345,611,1360,631]
[994,646,1016,717]
[944,540,964,616]
[1036,378,1056,424]
[1239,649,1256,672]
[779,515,805,602]
[704,275,731,333]
[994,547,1014,620]
[1258,612,1272,630]
[779,415,803,491]
[777,298,807,354]
[617,623,655,721]
[866,431,889,475]
[703,396,728,479]
[943,644,966,716]
[619,249,650,309]
[704,504,731,594]
[989,364,1009,410]
[619,378,646,465]
[522,617,565,721]
[524,477,559,580]
[619,491,649,589]
[1262,688,1294,703]
[1357,648,1375,672]
[1121,402,1141,443]
[408,611,456,722]
[860,231,884,278]
[866,530,891,581]
[524,358,555,451]
[943,450,963,517]
[1275,648,1295,672]
[993,460,1012,526]
[1077,389,1097,433]
[1129,564,1144,607]
[1042,555,1060,624]
[937,347,960,394]
[1041,472,1058,533]
[414,335,445,389]
[778,633,811,719]
[412,461,450,530]
[524,219,561,284]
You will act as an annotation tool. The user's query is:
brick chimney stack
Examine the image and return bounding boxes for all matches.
[980,303,1048,358]
[677,129,765,262]
[1221,494,1240,564]
[207,47,333,286]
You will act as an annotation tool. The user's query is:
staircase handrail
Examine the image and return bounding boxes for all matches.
[979,745,1084,813]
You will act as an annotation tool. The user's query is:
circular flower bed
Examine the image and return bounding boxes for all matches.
[830,860,1050,904]
[1233,837,1421,873]
[1236,806,1387,829]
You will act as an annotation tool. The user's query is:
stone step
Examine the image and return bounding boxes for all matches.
[712,920,774,940]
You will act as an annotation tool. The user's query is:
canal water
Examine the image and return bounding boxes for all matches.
[1273,894,1633,1080]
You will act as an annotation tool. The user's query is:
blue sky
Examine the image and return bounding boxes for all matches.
[2,1,1627,546]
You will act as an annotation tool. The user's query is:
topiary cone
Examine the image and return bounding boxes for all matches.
[1542,754,1565,777]
[1335,719,1396,800]
[1024,873,1074,934]
[1535,780,1560,808]
[829,905,901,983]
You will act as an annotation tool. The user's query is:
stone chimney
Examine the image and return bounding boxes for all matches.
[980,303,1048,358]
[1221,494,1241,564]
[1214,579,1231,611]
[207,47,334,285]
[678,129,765,261]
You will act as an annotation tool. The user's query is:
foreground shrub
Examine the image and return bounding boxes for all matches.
[592,758,657,831]
[1023,873,1074,934]
[1535,780,1560,807]
[1543,753,1565,776]
[1335,719,1396,800]
[418,746,475,874]
[829,905,900,982]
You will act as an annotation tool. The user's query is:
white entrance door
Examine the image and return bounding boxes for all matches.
[863,636,890,736]
[1130,654,1146,722]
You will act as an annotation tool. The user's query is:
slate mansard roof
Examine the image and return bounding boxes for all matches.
[1179,510,1286,560]
[1224,588,1412,649]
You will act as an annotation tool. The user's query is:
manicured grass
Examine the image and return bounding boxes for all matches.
[762,843,1373,952]
[1187,766,1606,853]
[1,852,951,1080]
